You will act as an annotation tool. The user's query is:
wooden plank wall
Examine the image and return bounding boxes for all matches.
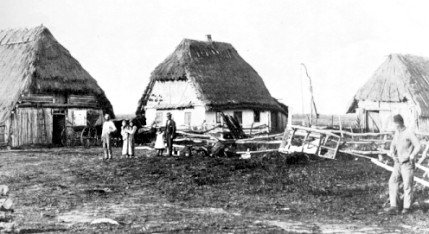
[68,95,98,106]
[12,108,52,147]
[20,94,54,103]
[277,112,288,131]
[0,125,5,145]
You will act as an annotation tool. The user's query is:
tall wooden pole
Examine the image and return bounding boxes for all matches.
[301,63,318,126]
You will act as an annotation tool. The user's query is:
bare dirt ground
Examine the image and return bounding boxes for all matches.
[0,148,428,233]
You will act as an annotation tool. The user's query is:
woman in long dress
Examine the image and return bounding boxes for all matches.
[121,120,129,157]
[126,120,138,157]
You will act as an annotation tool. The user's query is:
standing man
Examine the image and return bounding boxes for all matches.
[165,112,176,156]
[386,114,420,215]
[102,114,117,160]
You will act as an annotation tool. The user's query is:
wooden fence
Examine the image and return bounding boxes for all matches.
[292,114,361,130]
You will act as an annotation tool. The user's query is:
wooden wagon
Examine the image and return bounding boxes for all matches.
[61,111,102,147]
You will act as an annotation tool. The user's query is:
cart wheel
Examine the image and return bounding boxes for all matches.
[81,127,98,148]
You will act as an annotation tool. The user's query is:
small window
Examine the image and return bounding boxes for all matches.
[254,110,261,123]
[216,112,222,123]
[184,112,191,126]
[155,112,164,125]
[233,111,243,124]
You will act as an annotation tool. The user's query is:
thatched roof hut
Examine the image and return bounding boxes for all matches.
[136,38,286,115]
[0,26,114,147]
[347,54,429,115]
[347,54,429,131]
[0,26,114,123]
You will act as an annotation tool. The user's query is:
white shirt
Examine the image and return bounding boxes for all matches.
[102,121,116,137]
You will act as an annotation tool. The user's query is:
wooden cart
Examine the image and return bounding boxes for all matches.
[60,111,102,147]
[61,125,99,147]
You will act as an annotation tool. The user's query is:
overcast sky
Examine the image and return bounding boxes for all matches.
[1,0,429,115]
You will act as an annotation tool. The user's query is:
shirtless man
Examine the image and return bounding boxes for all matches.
[386,114,420,215]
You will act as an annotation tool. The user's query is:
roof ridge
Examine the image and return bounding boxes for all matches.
[181,38,232,45]
[0,40,35,46]
[0,25,46,33]
[0,25,47,45]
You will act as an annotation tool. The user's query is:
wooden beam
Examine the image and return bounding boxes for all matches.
[236,149,278,154]
[371,158,429,188]
[330,130,393,137]
[17,103,101,109]
[235,141,282,145]
[289,125,340,138]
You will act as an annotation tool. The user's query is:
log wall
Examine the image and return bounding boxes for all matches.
[68,95,98,105]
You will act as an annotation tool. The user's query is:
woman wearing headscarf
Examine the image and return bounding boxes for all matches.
[121,120,129,158]
[126,120,138,157]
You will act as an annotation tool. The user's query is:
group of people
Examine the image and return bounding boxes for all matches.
[154,112,176,156]
[100,112,176,160]
[120,119,138,158]
[101,112,424,214]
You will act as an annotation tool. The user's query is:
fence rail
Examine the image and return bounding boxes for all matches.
[292,114,360,129]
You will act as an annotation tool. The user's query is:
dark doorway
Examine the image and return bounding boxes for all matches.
[366,111,381,132]
[53,114,65,145]
[271,111,278,132]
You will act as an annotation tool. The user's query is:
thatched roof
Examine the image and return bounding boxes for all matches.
[347,54,429,117]
[0,26,114,122]
[136,38,286,114]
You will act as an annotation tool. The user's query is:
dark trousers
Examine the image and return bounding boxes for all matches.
[166,134,173,156]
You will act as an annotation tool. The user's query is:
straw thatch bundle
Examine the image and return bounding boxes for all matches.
[0,26,114,122]
[347,54,429,117]
[136,38,286,114]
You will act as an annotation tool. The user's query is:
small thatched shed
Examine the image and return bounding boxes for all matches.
[347,54,429,132]
[0,26,114,147]
[136,35,287,132]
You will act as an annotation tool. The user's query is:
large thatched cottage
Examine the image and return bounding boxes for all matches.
[347,54,429,132]
[0,26,114,147]
[136,36,288,132]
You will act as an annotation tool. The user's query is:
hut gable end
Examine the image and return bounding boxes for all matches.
[348,54,429,117]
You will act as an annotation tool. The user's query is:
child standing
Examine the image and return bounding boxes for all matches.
[154,128,165,156]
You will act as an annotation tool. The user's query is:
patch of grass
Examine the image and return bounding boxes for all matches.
[0,148,427,233]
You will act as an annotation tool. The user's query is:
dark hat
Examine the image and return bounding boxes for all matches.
[393,114,404,124]
[166,112,172,116]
